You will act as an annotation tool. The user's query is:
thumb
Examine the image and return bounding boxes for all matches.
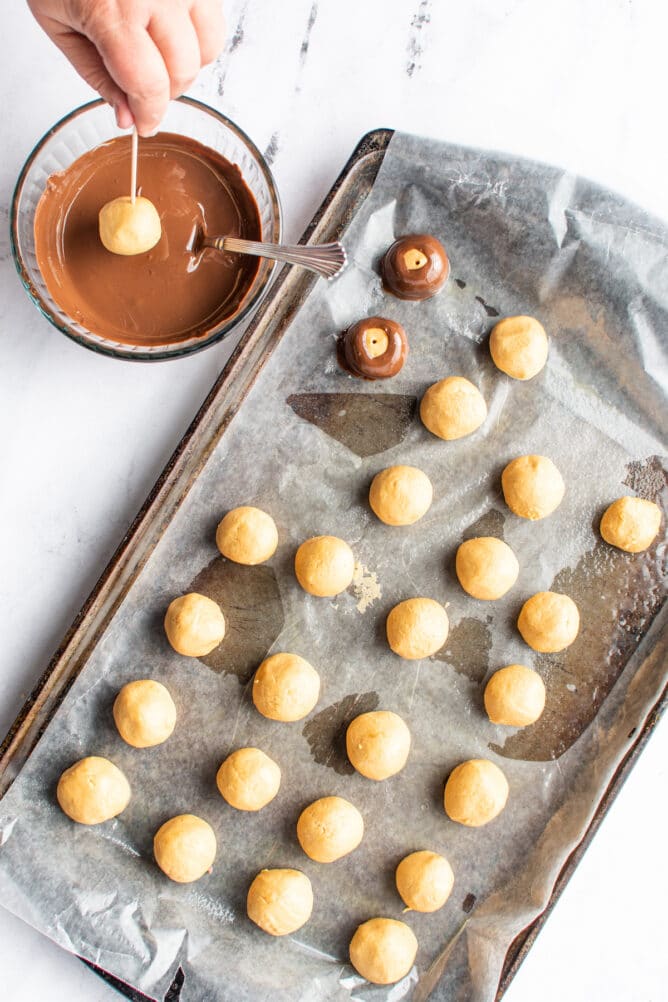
[52,29,134,129]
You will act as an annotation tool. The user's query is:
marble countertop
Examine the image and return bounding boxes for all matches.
[1,1,666,999]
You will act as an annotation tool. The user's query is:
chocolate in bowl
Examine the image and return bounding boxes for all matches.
[11,98,281,361]
[34,133,262,347]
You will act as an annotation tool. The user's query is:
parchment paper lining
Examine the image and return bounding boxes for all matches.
[0,132,666,1002]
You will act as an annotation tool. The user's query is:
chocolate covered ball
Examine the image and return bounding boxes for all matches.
[381,234,449,300]
[337,316,408,379]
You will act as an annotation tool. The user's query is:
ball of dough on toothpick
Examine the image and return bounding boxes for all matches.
[444,759,509,827]
[420,376,487,440]
[346,710,411,780]
[216,747,281,811]
[599,496,662,553]
[386,597,449,659]
[113,679,176,748]
[517,591,580,653]
[395,850,454,912]
[501,455,565,520]
[153,814,216,883]
[349,918,418,985]
[455,536,519,600]
[247,868,313,936]
[164,593,225,657]
[57,756,130,825]
[489,316,548,380]
[294,535,355,596]
[252,653,320,721]
[484,665,546,726]
[216,506,278,564]
[99,195,162,255]
[297,796,364,862]
[369,465,433,526]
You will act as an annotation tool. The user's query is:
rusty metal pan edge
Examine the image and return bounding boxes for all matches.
[495,680,667,999]
[1,126,665,1001]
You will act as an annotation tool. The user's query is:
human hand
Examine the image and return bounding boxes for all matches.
[28,0,225,136]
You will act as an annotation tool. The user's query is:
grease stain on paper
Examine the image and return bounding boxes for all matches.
[287,392,418,458]
[493,457,666,762]
[303,691,380,775]
[188,557,284,683]
[434,617,492,683]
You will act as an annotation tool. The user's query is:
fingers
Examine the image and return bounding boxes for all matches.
[31,1,227,137]
[148,10,201,99]
[95,24,171,136]
[190,0,226,66]
[42,27,134,129]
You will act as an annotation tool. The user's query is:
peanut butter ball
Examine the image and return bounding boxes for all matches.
[501,455,565,520]
[153,814,216,883]
[395,850,454,912]
[484,665,546,726]
[247,868,313,936]
[99,195,162,256]
[455,536,519,600]
[349,918,418,985]
[57,756,130,825]
[369,465,433,526]
[600,496,662,553]
[216,747,281,811]
[386,597,449,659]
[215,506,278,565]
[420,377,487,440]
[294,535,355,597]
[252,653,320,722]
[346,710,411,780]
[517,591,580,653]
[113,679,176,748]
[297,796,364,862]
[164,593,225,657]
[489,316,548,380]
[444,759,509,827]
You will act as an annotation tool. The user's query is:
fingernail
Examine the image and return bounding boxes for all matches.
[112,104,134,131]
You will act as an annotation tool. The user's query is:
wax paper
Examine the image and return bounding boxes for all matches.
[0,132,667,1002]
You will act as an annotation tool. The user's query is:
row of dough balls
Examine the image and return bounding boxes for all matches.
[370,447,660,553]
[57,776,449,987]
[56,755,503,986]
[56,680,510,820]
[201,482,656,659]
[164,483,660,669]
[164,578,556,703]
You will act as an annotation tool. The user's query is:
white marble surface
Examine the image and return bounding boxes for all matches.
[1,1,666,999]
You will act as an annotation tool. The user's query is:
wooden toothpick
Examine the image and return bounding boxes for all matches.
[130,126,138,204]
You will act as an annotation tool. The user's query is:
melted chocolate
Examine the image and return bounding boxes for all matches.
[34,133,262,346]
[381,233,450,300]
[337,316,408,379]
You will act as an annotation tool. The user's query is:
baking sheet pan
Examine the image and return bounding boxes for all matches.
[0,129,666,1002]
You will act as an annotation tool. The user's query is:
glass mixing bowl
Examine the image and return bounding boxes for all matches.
[11,97,282,361]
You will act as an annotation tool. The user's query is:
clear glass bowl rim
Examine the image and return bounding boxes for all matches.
[10,96,283,362]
